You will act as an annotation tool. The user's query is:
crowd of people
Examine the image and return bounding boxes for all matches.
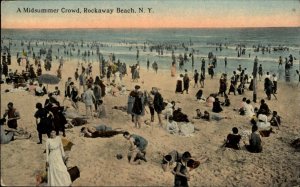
[0,37,299,187]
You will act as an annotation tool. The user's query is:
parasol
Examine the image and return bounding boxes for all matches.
[38,74,60,85]
[38,74,60,89]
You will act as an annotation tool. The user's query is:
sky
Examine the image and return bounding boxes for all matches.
[1,0,300,29]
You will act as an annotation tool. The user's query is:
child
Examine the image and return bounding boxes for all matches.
[95,100,106,118]
[52,86,60,96]
[270,111,281,129]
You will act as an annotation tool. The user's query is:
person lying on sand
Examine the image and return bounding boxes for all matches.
[80,125,123,138]
[123,131,148,165]
[201,111,231,121]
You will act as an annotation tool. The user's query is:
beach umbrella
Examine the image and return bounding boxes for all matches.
[38,74,60,85]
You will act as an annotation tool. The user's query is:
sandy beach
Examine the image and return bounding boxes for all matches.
[1,55,300,187]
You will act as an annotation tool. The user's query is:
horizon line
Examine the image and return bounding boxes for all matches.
[2,26,300,30]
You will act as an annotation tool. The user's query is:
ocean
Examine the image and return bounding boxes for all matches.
[1,28,300,81]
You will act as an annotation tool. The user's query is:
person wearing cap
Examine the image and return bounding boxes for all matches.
[3,102,21,129]
[152,87,164,126]
[224,127,241,150]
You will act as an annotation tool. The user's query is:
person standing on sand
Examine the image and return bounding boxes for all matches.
[147,58,150,71]
[79,70,86,92]
[193,70,199,88]
[63,77,72,103]
[74,68,79,81]
[258,64,263,81]
[131,86,145,128]
[182,73,190,94]
[152,61,158,74]
[46,130,72,186]
[171,62,176,77]
[272,73,278,94]
[200,72,205,88]
[3,102,20,129]
[296,70,300,86]
[83,84,96,119]
[70,82,79,111]
[34,103,51,144]
[152,87,164,126]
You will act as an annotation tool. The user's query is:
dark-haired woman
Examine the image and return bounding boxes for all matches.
[35,103,52,144]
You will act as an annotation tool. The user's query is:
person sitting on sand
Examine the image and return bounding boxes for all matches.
[270,111,281,129]
[234,97,247,115]
[195,89,206,102]
[206,94,215,107]
[256,114,271,129]
[244,124,262,153]
[173,108,189,123]
[166,116,179,134]
[244,99,255,118]
[221,94,230,107]
[35,83,47,96]
[52,86,60,96]
[212,98,223,113]
[193,109,202,119]
[161,150,184,172]
[163,101,175,120]
[45,93,60,107]
[1,118,31,144]
[3,102,21,129]
[94,100,106,119]
[257,99,271,116]
[224,127,241,150]
[123,131,148,164]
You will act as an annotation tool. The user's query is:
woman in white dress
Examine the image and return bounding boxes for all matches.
[46,130,71,186]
